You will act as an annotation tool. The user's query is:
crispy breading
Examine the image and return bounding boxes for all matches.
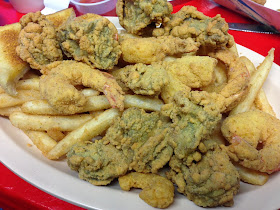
[120,36,199,64]
[153,6,234,50]
[67,140,130,185]
[116,0,173,35]
[119,172,174,208]
[167,147,240,207]
[104,107,173,173]
[58,14,121,70]
[112,63,169,96]
[16,12,63,70]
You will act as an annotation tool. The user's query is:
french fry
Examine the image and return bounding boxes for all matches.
[0,89,41,108]
[22,95,164,115]
[21,100,63,115]
[230,48,274,116]
[239,56,275,116]
[124,95,163,111]
[253,89,276,117]
[24,130,57,155]
[47,128,65,141]
[81,88,100,97]
[0,78,40,94]
[21,96,111,115]
[9,112,93,131]
[89,110,105,118]
[233,162,269,186]
[46,108,121,160]
[239,56,256,75]
[0,106,21,117]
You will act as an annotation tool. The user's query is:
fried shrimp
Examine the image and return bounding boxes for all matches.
[16,11,63,70]
[40,61,124,114]
[209,49,250,112]
[221,110,280,174]
[58,13,121,70]
[119,172,174,209]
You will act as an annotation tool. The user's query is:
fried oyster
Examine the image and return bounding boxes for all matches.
[67,140,130,186]
[167,146,240,207]
[153,6,234,50]
[116,0,173,35]
[58,13,121,70]
[16,11,63,70]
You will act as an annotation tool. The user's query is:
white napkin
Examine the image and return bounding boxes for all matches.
[41,0,71,15]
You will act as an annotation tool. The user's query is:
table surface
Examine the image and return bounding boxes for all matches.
[0,0,279,209]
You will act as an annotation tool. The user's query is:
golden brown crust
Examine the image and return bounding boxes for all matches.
[0,23,30,95]
[46,7,76,29]
[116,0,173,35]
[16,12,63,70]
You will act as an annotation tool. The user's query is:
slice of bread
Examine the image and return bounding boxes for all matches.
[0,23,30,95]
[46,7,76,29]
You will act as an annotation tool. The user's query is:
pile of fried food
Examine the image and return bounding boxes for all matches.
[0,0,279,208]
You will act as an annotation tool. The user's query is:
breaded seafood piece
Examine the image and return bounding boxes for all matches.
[153,6,234,50]
[58,14,121,70]
[46,7,76,29]
[161,91,222,162]
[16,12,63,71]
[67,140,130,185]
[0,23,30,95]
[119,172,174,208]
[103,107,173,173]
[116,0,173,35]
[120,36,199,64]
[163,55,217,88]
[167,147,240,207]
[40,61,124,114]
[111,63,169,96]
[221,110,280,174]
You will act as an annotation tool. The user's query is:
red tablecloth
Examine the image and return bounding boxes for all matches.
[0,0,279,209]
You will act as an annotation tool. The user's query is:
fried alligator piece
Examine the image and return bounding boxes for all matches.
[167,147,240,207]
[111,63,169,96]
[67,140,130,185]
[116,0,173,35]
[161,91,222,162]
[58,14,121,70]
[16,12,63,71]
[103,107,173,173]
[153,6,234,50]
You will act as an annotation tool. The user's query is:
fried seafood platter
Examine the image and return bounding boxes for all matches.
[0,1,280,209]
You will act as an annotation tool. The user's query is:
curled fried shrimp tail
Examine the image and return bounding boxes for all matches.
[40,61,124,114]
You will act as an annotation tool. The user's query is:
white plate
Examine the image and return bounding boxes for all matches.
[1,17,280,210]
